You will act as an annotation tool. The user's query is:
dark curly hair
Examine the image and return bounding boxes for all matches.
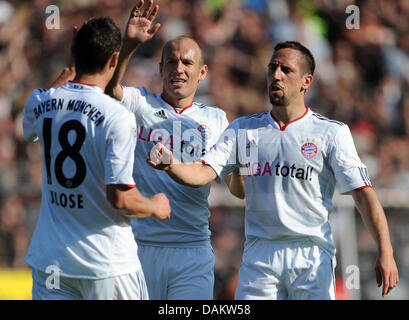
[72,17,122,75]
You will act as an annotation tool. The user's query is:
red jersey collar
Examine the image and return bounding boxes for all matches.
[270,107,310,131]
[160,94,194,115]
[69,80,103,91]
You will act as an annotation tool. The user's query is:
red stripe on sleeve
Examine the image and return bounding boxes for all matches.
[355,185,373,191]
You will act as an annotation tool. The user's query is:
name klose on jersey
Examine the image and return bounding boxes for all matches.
[50,190,84,209]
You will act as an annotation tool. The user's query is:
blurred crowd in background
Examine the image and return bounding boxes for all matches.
[0,0,409,299]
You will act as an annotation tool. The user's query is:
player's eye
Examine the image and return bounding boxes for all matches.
[281,66,291,73]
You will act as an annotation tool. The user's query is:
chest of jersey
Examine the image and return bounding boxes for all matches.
[240,124,329,182]
[135,103,220,162]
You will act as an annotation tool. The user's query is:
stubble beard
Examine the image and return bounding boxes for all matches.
[269,93,287,107]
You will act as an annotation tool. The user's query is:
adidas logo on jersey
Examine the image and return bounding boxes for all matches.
[246,140,257,148]
[154,109,167,119]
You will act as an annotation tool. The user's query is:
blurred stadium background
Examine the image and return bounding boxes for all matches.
[0,0,408,300]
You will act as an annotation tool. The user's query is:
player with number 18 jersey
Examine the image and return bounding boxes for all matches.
[23,81,141,280]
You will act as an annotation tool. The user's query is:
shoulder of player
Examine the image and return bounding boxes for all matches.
[224,111,269,131]
[30,87,54,98]
[99,93,133,118]
[121,85,161,111]
[310,111,346,127]
[25,87,56,107]
[122,85,154,99]
[309,110,350,143]
[35,87,51,94]
[193,102,227,118]
[194,102,222,112]
[238,110,270,125]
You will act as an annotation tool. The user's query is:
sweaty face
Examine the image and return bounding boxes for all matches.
[267,48,307,107]
[160,39,206,103]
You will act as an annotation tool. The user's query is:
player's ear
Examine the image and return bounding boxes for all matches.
[159,62,163,77]
[301,73,313,92]
[198,64,208,81]
[109,51,120,70]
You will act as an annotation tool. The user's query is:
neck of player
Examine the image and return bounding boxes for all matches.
[73,72,110,92]
[271,98,307,126]
[161,91,194,110]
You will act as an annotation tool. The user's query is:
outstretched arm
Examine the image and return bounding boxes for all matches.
[106,184,170,220]
[50,26,77,88]
[147,142,217,187]
[105,0,161,100]
[352,187,399,297]
[50,66,76,88]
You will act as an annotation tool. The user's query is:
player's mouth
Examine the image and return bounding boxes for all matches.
[270,84,283,93]
[171,79,187,85]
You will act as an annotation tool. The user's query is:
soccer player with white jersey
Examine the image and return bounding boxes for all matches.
[148,41,399,299]
[104,0,243,300]
[23,17,170,300]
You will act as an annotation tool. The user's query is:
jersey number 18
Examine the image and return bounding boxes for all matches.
[43,118,87,188]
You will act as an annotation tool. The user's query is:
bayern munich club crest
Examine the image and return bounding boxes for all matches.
[301,142,318,158]
[198,124,211,138]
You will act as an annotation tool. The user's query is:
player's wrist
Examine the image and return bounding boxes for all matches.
[148,198,162,219]
[378,243,394,256]
[121,40,140,54]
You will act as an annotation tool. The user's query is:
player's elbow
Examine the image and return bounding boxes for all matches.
[105,83,122,101]
[235,192,245,200]
[185,175,210,188]
[106,185,128,210]
[107,192,125,210]
[228,188,245,199]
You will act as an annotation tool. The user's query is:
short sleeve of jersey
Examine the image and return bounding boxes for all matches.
[329,124,372,194]
[121,86,144,113]
[105,110,137,186]
[22,90,41,142]
[201,120,239,181]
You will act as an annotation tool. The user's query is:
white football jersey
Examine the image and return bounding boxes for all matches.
[202,108,372,257]
[121,86,229,246]
[23,81,141,279]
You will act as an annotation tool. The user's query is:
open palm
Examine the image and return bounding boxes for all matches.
[125,0,161,44]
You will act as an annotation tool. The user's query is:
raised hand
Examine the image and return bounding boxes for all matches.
[124,0,161,48]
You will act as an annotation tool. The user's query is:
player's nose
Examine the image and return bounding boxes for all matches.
[271,66,283,81]
[175,60,184,73]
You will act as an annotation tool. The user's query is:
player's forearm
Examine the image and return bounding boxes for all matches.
[50,66,76,88]
[121,189,157,218]
[107,185,155,218]
[225,168,245,199]
[105,42,139,101]
[166,162,215,188]
[352,188,393,253]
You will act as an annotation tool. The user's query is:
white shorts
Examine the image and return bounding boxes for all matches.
[235,239,336,300]
[31,268,149,300]
[137,243,215,300]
